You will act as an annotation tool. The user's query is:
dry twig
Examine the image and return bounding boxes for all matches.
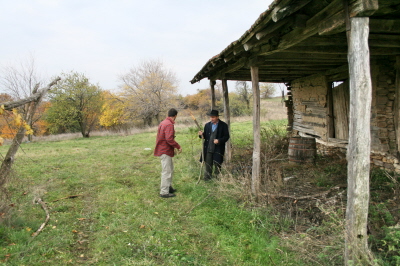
[32,198,50,238]
[264,185,346,200]
[51,194,83,202]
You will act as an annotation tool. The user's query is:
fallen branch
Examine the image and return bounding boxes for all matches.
[263,185,346,200]
[51,194,83,202]
[32,198,50,238]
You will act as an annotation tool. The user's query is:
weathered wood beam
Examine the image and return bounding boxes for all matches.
[210,80,216,110]
[250,65,261,197]
[369,19,400,34]
[222,79,231,163]
[369,35,400,48]
[349,0,378,17]
[262,52,348,61]
[271,0,312,22]
[255,16,294,40]
[283,46,348,54]
[318,9,346,35]
[394,56,400,154]
[298,36,348,46]
[345,17,373,265]
[210,58,247,81]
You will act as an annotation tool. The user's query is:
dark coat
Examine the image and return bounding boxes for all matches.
[200,120,230,164]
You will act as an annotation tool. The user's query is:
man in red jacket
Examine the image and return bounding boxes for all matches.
[154,108,182,198]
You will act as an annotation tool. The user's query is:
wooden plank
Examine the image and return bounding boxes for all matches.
[318,10,346,35]
[332,80,350,140]
[327,81,335,139]
[370,19,400,34]
[255,16,294,40]
[345,17,372,265]
[271,0,312,22]
[222,79,232,163]
[250,66,260,197]
[394,56,400,153]
[349,0,378,17]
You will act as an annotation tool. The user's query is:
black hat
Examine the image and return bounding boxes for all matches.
[207,110,219,116]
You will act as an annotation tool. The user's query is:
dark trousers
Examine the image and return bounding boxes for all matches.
[204,152,221,180]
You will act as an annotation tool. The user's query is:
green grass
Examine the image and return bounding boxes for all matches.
[0,123,299,265]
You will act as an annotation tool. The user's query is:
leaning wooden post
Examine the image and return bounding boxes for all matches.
[345,17,373,265]
[210,80,216,110]
[222,79,232,163]
[250,66,261,197]
[394,56,400,154]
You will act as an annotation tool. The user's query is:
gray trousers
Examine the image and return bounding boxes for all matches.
[160,154,174,195]
[204,152,221,180]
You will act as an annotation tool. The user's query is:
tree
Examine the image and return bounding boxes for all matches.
[235,81,252,110]
[119,59,179,126]
[0,78,60,214]
[183,88,223,114]
[45,72,103,137]
[0,56,44,140]
[99,91,130,131]
[260,83,276,99]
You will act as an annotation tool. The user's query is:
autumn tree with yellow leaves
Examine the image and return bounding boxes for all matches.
[119,59,179,126]
[99,91,130,131]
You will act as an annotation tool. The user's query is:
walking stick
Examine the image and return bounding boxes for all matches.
[188,110,204,184]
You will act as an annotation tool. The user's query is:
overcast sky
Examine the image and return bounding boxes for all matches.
[0,0,274,95]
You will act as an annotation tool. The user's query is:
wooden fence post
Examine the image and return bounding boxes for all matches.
[394,56,400,154]
[250,66,260,197]
[222,79,232,162]
[345,16,374,265]
[210,80,216,110]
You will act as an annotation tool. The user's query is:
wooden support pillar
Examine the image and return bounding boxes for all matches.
[345,17,373,265]
[394,56,400,155]
[222,79,232,162]
[210,80,216,110]
[250,66,261,197]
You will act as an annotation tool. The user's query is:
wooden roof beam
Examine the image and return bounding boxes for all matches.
[271,0,312,22]
[370,19,400,34]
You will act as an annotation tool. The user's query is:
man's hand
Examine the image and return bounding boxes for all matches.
[178,148,182,153]
[198,131,203,138]
[214,139,219,144]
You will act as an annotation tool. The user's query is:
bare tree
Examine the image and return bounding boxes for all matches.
[0,56,44,140]
[260,83,276,99]
[235,81,252,110]
[0,78,60,214]
[119,59,179,126]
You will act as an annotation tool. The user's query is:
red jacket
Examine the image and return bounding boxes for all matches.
[154,117,181,157]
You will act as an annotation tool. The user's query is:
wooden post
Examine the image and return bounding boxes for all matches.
[222,79,232,162]
[210,80,216,110]
[250,66,261,197]
[326,81,335,139]
[394,56,400,155]
[345,17,373,265]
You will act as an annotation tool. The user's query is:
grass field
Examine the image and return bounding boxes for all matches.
[0,118,303,265]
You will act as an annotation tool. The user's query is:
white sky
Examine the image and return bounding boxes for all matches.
[0,0,274,96]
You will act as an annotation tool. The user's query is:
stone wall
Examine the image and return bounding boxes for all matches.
[291,75,328,139]
[288,57,400,173]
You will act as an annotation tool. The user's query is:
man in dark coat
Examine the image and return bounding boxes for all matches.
[198,110,230,180]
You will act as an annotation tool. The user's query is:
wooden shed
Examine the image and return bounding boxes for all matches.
[190,0,400,173]
[190,1,400,262]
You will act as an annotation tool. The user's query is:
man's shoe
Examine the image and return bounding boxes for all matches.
[169,186,176,193]
[160,193,176,198]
